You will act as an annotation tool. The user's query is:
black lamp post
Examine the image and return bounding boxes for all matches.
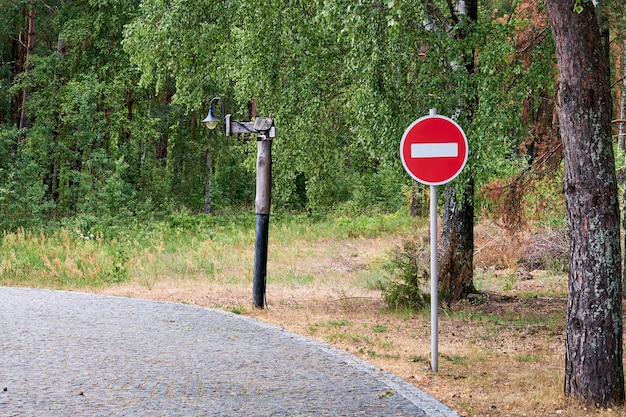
[204,97,276,309]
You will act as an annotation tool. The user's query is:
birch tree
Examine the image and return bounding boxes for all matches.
[420,0,478,302]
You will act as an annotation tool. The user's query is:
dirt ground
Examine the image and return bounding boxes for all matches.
[99,222,624,417]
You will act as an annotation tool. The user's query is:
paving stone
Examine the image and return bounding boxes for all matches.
[0,287,459,417]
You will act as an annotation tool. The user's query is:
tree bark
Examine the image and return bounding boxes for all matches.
[437,0,477,304]
[439,178,475,303]
[19,1,35,130]
[410,181,426,217]
[616,40,625,150]
[204,148,212,215]
[617,40,626,297]
[545,0,624,406]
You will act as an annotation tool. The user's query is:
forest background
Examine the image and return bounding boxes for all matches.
[2,0,626,414]
[3,0,624,230]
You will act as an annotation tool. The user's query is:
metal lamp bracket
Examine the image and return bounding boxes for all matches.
[225,114,276,139]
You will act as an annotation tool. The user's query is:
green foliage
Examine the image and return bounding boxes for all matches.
[230,305,246,315]
[333,212,415,238]
[0,130,50,230]
[0,0,574,230]
[372,324,388,333]
[382,240,430,310]
[342,164,407,214]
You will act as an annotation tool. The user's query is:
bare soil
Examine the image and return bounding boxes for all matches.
[99,222,625,417]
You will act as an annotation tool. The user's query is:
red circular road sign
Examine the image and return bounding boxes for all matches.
[400,114,468,186]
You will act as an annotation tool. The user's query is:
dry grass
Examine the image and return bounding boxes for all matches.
[5,216,624,416]
[95,220,626,417]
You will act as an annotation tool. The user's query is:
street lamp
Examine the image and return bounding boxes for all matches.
[203,97,224,130]
[203,99,276,309]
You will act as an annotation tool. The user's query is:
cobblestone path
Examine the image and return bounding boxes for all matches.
[0,287,458,417]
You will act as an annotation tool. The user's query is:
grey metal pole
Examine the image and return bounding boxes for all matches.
[429,107,438,372]
[430,184,438,372]
[253,135,272,308]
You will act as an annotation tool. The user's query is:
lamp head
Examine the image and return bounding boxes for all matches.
[203,97,223,130]
[203,107,219,129]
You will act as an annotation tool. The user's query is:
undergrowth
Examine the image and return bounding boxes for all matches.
[382,240,430,310]
[0,211,415,290]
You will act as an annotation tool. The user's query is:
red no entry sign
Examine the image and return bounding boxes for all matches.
[400,114,468,186]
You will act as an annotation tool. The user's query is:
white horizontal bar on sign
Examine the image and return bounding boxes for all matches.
[411,142,458,158]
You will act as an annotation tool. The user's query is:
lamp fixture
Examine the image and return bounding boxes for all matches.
[203,97,224,129]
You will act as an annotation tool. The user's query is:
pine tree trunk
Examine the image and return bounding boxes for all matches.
[545,0,624,406]
[617,40,626,297]
[617,40,626,150]
[616,40,625,150]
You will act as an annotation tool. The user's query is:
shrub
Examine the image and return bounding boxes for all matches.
[382,240,430,310]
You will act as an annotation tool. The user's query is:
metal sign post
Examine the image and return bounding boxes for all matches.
[400,108,468,372]
[429,183,439,371]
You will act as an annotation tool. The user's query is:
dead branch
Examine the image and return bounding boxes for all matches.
[426,0,454,33]
[516,27,549,54]
[612,74,626,88]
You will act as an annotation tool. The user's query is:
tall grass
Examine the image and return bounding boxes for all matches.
[0,211,416,291]
[0,228,129,288]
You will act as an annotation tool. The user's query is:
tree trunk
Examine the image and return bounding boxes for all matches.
[439,178,475,303]
[410,181,426,217]
[616,40,625,150]
[545,0,624,406]
[19,1,35,130]
[437,0,478,304]
[204,149,212,215]
[617,40,626,297]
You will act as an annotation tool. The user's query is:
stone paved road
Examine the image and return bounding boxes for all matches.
[0,287,459,417]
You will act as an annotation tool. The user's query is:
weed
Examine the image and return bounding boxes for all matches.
[515,354,540,363]
[351,335,373,344]
[329,319,350,327]
[378,390,394,398]
[310,318,350,329]
[543,255,567,275]
[107,246,130,284]
[372,324,387,333]
[502,272,517,291]
[359,267,388,291]
[230,306,246,315]
[326,332,350,343]
[382,306,416,319]
[333,212,415,239]
[379,340,396,349]
[442,354,469,365]
[275,268,315,286]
